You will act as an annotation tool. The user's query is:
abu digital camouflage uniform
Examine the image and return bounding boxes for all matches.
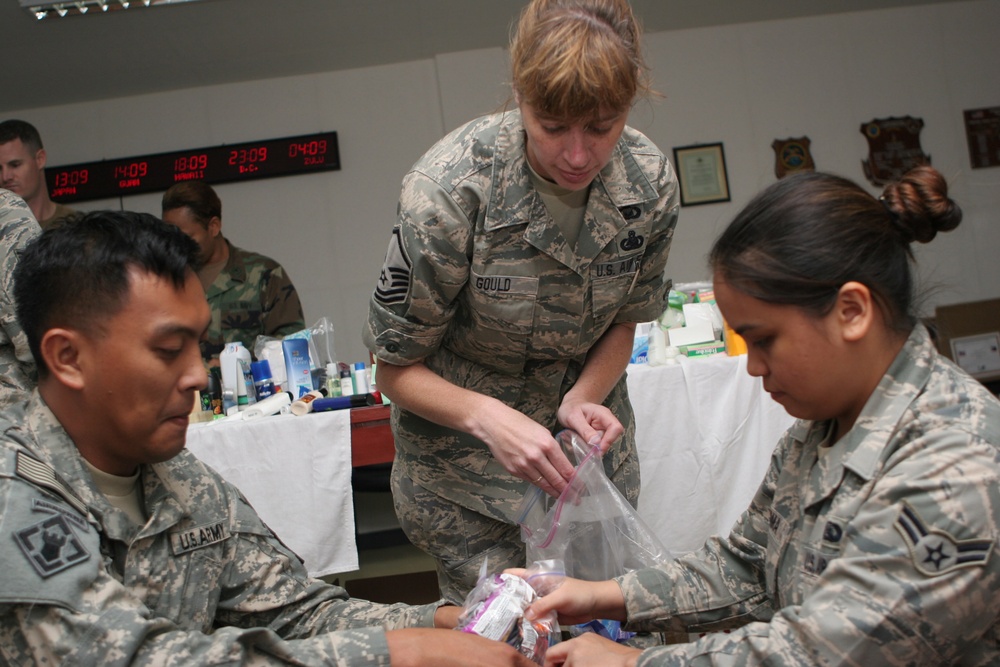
[617,325,1000,665]
[0,189,41,411]
[0,393,441,665]
[364,110,679,600]
[201,239,305,362]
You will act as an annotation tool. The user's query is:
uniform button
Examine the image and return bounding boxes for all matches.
[386,342,400,353]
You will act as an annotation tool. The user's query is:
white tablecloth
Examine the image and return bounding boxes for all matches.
[186,410,357,577]
[182,355,792,577]
[627,354,795,555]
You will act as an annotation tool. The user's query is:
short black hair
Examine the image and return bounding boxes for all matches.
[13,210,201,376]
[161,181,222,227]
[0,119,44,152]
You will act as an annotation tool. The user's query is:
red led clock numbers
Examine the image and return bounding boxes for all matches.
[46,132,339,204]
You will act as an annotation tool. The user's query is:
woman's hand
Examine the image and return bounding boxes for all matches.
[505,571,627,626]
[556,397,623,454]
[475,399,577,496]
[542,632,642,667]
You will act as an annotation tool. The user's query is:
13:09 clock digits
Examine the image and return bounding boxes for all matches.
[46,132,339,203]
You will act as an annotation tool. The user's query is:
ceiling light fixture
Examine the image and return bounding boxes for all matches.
[19,0,203,20]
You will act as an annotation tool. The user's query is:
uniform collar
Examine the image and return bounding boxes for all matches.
[484,110,660,273]
[793,325,934,507]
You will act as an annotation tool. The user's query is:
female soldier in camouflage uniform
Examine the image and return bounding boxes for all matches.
[521,165,1000,666]
[364,0,679,603]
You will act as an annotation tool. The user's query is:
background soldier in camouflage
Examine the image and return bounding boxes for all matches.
[523,167,1000,666]
[162,180,305,364]
[0,189,40,410]
[0,119,77,229]
[0,211,533,666]
[364,0,679,603]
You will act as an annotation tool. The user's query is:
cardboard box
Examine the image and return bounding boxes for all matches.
[679,341,727,357]
[933,298,1000,382]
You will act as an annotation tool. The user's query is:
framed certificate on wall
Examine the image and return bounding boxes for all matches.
[673,142,730,206]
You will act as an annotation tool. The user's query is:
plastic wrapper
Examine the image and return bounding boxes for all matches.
[456,560,562,664]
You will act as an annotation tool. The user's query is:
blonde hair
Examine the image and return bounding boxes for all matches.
[510,0,649,119]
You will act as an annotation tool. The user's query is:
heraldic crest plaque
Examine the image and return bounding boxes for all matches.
[772,137,815,179]
[860,116,930,187]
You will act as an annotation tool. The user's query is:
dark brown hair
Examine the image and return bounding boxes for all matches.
[709,166,962,333]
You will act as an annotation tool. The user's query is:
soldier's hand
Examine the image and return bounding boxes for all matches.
[542,632,642,667]
[555,398,623,454]
[385,628,536,667]
[475,401,576,496]
[507,573,626,626]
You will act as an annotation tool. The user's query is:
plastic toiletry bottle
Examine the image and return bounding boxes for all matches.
[243,391,292,420]
[219,342,249,415]
[325,362,342,398]
[289,389,325,416]
[340,369,354,396]
[352,362,369,395]
[251,359,276,401]
[647,324,668,366]
[235,345,256,410]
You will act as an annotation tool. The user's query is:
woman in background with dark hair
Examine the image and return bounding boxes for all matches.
[518,165,1000,666]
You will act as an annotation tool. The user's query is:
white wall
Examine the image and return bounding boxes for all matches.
[11,0,999,366]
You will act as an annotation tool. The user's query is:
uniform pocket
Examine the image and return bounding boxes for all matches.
[452,275,537,375]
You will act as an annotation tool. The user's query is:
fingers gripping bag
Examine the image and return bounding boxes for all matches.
[456,559,563,664]
[516,429,671,642]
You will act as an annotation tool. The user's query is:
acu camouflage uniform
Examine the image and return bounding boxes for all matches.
[201,239,305,362]
[363,110,679,601]
[0,393,441,665]
[0,189,41,411]
[617,325,1000,666]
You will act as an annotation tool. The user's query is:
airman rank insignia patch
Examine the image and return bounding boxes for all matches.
[15,515,90,578]
[895,502,993,576]
[374,227,411,306]
[170,521,230,556]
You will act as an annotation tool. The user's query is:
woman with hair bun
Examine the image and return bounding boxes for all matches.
[364,0,679,603]
[519,166,1000,666]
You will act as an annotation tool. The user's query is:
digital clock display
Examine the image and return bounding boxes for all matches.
[46,132,340,204]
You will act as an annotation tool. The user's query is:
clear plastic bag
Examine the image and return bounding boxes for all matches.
[516,430,670,642]
[456,559,562,664]
[518,430,670,581]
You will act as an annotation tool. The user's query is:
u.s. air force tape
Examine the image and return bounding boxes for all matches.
[895,501,993,576]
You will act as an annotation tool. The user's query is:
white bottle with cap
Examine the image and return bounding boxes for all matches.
[352,361,369,395]
[219,342,250,415]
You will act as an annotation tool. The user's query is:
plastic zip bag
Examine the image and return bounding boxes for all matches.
[516,430,670,641]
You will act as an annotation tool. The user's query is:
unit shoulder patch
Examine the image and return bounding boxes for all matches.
[14,514,90,578]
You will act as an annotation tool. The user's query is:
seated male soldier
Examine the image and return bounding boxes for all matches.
[0,210,531,667]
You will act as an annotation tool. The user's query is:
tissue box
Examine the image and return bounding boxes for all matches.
[666,303,716,348]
